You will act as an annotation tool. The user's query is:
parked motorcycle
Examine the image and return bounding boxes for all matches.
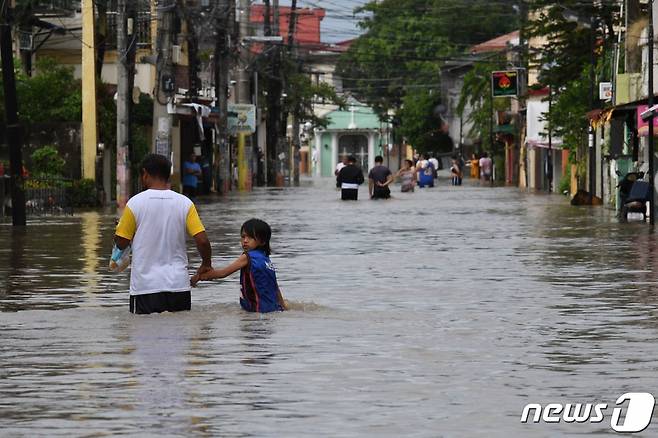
[616,170,651,222]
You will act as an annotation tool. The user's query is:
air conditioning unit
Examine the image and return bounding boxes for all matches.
[171,45,181,64]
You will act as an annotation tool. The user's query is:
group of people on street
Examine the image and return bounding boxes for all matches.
[469,152,493,183]
[334,150,495,201]
[335,153,439,200]
[336,155,397,200]
[113,154,287,315]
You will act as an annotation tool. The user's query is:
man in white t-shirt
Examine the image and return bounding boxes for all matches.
[114,154,212,314]
[479,152,493,183]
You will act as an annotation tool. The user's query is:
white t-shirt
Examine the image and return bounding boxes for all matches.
[429,158,439,171]
[479,157,493,175]
[335,162,346,174]
[115,189,205,295]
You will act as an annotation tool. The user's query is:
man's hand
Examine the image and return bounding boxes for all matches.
[190,267,214,287]
[197,264,213,276]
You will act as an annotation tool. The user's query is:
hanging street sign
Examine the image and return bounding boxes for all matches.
[491,70,519,97]
[599,82,612,101]
[228,104,256,135]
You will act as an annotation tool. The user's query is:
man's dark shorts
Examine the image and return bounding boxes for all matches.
[130,291,191,314]
[372,186,391,199]
[341,188,358,200]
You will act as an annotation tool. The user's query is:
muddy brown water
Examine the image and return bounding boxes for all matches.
[2,178,658,437]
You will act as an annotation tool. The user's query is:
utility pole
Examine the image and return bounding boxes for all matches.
[588,20,596,197]
[649,0,655,225]
[18,4,32,76]
[96,0,112,205]
[152,1,176,163]
[81,0,97,182]
[265,0,283,186]
[214,0,230,194]
[1,1,25,226]
[237,0,251,191]
[287,0,300,184]
[547,86,553,192]
[116,0,136,209]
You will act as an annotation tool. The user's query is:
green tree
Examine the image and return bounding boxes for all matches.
[398,89,451,153]
[524,0,620,164]
[0,57,82,124]
[280,58,346,129]
[31,145,66,176]
[16,58,82,123]
[457,58,511,152]
[337,0,519,147]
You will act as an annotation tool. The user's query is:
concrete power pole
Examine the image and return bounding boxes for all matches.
[237,0,251,191]
[152,1,176,166]
[81,0,97,183]
[287,0,300,184]
[265,0,284,186]
[116,0,136,209]
[214,0,230,194]
[1,0,25,225]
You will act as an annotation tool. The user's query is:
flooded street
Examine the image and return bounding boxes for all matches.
[2,178,658,437]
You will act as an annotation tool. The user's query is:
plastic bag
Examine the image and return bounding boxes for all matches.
[109,244,131,273]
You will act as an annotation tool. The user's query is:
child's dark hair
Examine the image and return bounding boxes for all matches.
[241,218,272,255]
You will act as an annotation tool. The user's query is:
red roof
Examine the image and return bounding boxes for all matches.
[470,31,519,54]
[250,5,325,45]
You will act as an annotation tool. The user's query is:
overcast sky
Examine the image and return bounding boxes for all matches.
[275,0,371,43]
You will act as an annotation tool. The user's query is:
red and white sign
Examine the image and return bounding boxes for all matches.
[599,82,612,101]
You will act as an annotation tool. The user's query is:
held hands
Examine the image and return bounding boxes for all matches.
[191,264,213,287]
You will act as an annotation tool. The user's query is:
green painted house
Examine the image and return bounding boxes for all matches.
[312,100,386,177]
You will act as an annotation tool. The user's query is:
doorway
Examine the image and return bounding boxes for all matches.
[338,134,368,171]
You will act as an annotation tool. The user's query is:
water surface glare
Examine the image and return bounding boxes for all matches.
[2,178,658,437]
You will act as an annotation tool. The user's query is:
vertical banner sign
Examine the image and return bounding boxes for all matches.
[492,70,519,97]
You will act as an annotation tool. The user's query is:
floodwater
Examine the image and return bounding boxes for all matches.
[2,176,658,437]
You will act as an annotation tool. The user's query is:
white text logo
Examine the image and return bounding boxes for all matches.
[521,392,655,433]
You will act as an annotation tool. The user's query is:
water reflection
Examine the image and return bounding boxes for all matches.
[1,227,26,308]
[80,211,102,302]
[129,316,189,414]
[240,313,276,366]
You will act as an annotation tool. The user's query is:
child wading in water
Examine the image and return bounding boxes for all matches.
[191,219,287,312]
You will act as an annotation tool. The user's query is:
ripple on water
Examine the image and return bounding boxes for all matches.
[2,179,658,436]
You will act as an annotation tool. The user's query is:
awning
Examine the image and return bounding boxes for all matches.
[494,124,516,134]
[526,138,563,149]
[637,104,658,137]
[182,103,211,138]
